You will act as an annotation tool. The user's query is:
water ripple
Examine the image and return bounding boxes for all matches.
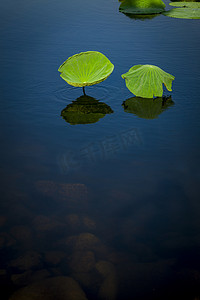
[53,84,120,103]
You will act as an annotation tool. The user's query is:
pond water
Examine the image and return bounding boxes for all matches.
[0,0,200,299]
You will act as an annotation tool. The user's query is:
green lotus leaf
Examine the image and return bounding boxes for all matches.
[164,7,200,18]
[121,65,175,98]
[61,95,113,125]
[119,0,166,14]
[169,2,200,8]
[58,51,114,87]
[122,96,174,119]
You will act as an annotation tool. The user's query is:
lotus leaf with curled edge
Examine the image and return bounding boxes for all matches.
[58,51,114,90]
[119,0,166,14]
[121,64,175,98]
[164,7,200,19]
[169,2,200,8]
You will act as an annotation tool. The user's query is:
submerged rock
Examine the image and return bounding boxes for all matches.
[65,214,81,231]
[10,225,32,241]
[0,232,16,248]
[10,225,33,249]
[9,276,88,300]
[96,261,116,278]
[82,216,96,231]
[69,250,96,273]
[98,274,117,300]
[35,181,58,198]
[35,181,88,207]
[11,270,33,286]
[74,233,104,252]
[10,251,42,271]
[96,261,118,300]
[72,271,94,288]
[11,269,51,286]
[65,214,96,232]
[0,216,6,227]
[59,183,88,202]
[44,251,66,266]
[0,269,7,281]
[64,233,108,260]
[33,215,63,232]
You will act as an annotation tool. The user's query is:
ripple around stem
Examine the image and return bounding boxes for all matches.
[53,83,121,104]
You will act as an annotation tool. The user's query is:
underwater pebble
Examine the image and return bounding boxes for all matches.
[33,215,63,232]
[74,233,104,252]
[72,272,94,289]
[96,261,116,278]
[0,269,7,276]
[10,251,42,271]
[29,269,51,282]
[35,180,58,197]
[63,232,108,260]
[11,270,33,286]
[10,225,32,240]
[69,250,96,273]
[9,276,88,300]
[35,181,88,207]
[0,216,6,227]
[49,267,63,276]
[82,216,96,231]
[65,214,81,231]
[105,252,125,265]
[44,251,66,266]
[64,235,77,248]
[95,261,118,300]
[0,269,8,285]
[11,269,51,286]
[98,273,117,300]
[0,232,16,248]
[61,183,88,200]
[65,214,96,233]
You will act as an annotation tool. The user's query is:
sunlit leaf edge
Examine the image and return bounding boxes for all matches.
[58,51,114,87]
[121,64,175,98]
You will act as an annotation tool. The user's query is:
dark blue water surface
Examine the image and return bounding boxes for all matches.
[0,0,200,299]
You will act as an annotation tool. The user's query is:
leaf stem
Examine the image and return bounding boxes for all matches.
[83,86,86,95]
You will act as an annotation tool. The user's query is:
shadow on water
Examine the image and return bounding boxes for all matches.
[122,12,161,20]
[122,96,174,119]
[61,94,114,125]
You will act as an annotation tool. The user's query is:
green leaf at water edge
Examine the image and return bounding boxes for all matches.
[121,65,175,98]
[119,0,166,14]
[169,2,200,8]
[163,7,200,18]
[58,51,114,87]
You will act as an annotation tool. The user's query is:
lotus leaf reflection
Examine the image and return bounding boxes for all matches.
[122,96,174,119]
[122,12,160,19]
[61,95,113,125]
